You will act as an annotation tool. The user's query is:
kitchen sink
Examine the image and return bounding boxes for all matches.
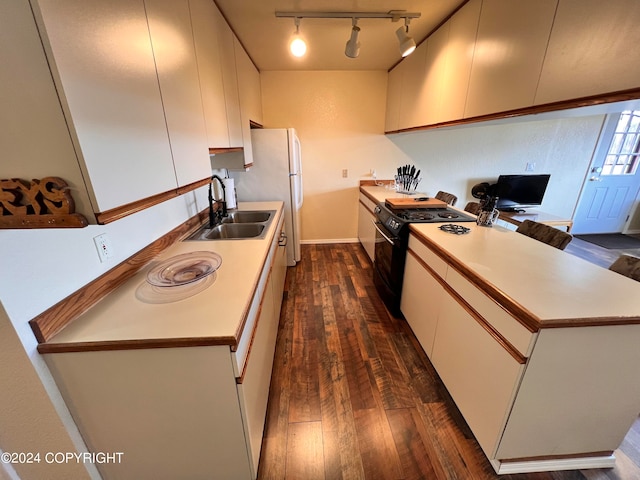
[205,223,265,239]
[185,210,275,241]
[222,211,272,223]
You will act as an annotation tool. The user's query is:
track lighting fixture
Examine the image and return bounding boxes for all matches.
[344,18,361,58]
[276,10,421,59]
[396,18,416,57]
[289,17,307,57]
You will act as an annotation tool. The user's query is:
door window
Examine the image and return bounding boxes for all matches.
[603,110,640,176]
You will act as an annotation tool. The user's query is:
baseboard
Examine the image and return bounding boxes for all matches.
[491,454,616,474]
[624,229,640,235]
[300,238,359,245]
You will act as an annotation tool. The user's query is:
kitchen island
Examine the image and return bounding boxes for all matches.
[403,220,640,474]
[35,201,286,480]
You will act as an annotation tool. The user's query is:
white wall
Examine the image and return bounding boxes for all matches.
[388,115,606,218]
[260,70,404,242]
[260,70,606,241]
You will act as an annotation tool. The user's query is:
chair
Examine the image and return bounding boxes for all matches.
[609,254,640,282]
[464,201,481,216]
[435,191,458,206]
[515,219,573,250]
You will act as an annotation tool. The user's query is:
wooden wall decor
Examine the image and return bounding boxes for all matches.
[0,177,88,228]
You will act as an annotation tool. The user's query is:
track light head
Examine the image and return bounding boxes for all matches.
[396,25,416,57]
[345,19,361,58]
[289,17,307,57]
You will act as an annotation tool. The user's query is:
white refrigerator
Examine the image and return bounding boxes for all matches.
[231,128,303,266]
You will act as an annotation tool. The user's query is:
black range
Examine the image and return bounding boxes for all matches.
[372,201,476,315]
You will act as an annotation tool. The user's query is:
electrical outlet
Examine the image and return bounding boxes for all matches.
[342,169,348,178]
[525,162,536,172]
[93,233,114,262]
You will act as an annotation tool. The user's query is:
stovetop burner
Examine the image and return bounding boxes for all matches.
[397,210,435,221]
[375,202,476,237]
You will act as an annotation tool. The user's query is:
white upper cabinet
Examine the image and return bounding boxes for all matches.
[397,41,428,130]
[419,24,450,126]
[190,0,231,148]
[464,0,557,119]
[215,8,243,148]
[385,64,404,132]
[145,0,210,187]
[438,0,481,123]
[0,0,94,220]
[234,38,263,127]
[535,0,640,105]
[234,37,262,167]
[32,0,177,213]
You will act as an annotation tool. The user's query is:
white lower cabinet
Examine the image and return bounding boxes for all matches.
[43,219,286,479]
[430,294,524,457]
[400,253,444,357]
[401,232,640,473]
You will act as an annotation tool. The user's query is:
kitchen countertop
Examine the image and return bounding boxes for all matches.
[360,184,426,205]
[409,222,640,329]
[44,201,284,349]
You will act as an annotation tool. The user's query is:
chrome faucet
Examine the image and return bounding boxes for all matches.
[208,175,227,228]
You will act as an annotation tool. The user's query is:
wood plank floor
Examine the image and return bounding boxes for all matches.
[258,242,640,480]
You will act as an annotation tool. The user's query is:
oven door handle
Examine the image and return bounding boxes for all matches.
[372,220,396,246]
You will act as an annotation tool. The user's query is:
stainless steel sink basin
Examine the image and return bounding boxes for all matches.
[205,223,265,239]
[185,210,275,241]
[222,211,272,223]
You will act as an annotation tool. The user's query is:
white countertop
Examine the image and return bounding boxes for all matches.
[409,222,640,327]
[47,201,284,347]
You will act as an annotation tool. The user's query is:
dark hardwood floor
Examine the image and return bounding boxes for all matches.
[258,242,640,480]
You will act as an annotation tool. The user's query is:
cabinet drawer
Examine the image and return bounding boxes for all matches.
[408,234,448,279]
[359,192,377,213]
[445,268,535,357]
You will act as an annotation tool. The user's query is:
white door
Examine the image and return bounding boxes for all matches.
[572,110,640,234]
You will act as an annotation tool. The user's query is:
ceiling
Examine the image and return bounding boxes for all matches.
[214,0,465,71]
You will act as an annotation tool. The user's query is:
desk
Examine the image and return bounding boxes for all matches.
[498,209,573,232]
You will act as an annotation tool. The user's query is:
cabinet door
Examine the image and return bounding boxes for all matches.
[1,0,95,221]
[237,273,278,477]
[145,0,210,187]
[400,254,445,357]
[398,41,428,130]
[215,10,243,148]
[464,0,557,118]
[235,38,263,126]
[535,0,640,105]
[438,0,481,123]
[33,0,177,213]
[418,24,449,126]
[190,0,230,148]
[357,199,376,262]
[234,37,260,167]
[431,294,523,457]
[385,64,403,132]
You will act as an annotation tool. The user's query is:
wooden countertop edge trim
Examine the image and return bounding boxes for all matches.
[408,249,527,364]
[409,228,541,332]
[29,209,210,344]
[36,336,237,354]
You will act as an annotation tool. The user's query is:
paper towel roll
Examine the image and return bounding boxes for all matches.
[222,178,237,209]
